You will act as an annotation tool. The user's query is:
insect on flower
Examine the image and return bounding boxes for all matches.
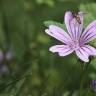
[72,13,81,24]
[45,11,96,62]
[72,12,87,24]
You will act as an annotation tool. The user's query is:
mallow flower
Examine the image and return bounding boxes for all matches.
[92,80,96,91]
[45,11,96,62]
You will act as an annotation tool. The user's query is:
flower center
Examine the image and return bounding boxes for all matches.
[69,40,80,51]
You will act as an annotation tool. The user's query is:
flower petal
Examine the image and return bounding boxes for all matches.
[80,20,96,44]
[64,11,83,40]
[49,45,74,56]
[83,45,96,56]
[75,47,89,62]
[45,25,71,44]
[76,45,96,62]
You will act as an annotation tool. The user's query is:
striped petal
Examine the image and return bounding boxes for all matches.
[49,45,74,56]
[75,47,89,62]
[45,25,71,44]
[64,11,83,40]
[82,45,96,56]
[80,20,96,44]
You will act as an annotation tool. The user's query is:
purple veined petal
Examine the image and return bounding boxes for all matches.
[49,45,74,56]
[75,45,96,62]
[75,47,89,62]
[81,20,96,38]
[82,45,96,56]
[64,11,83,40]
[45,25,71,44]
[77,12,84,38]
[64,11,74,38]
[80,20,96,44]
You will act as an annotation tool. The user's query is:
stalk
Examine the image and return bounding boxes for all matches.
[79,59,91,96]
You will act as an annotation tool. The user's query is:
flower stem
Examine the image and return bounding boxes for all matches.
[79,60,91,96]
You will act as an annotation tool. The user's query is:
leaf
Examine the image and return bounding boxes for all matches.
[36,0,54,7]
[10,78,25,96]
[44,20,66,30]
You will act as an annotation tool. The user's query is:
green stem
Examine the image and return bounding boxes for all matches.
[79,60,91,96]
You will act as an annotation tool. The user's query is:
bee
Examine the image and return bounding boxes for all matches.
[72,13,81,24]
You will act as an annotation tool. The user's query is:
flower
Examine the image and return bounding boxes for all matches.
[92,80,96,91]
[45,11,96,62]
[0,48,12,62]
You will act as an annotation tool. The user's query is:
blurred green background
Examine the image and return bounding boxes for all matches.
[0,0,96,96]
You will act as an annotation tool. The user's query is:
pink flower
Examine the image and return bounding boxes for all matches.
[45,11,96,62]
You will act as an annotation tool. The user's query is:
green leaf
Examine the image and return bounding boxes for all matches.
[10,78,25,96]
[36,0,54,7]
[44,20,66,30]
